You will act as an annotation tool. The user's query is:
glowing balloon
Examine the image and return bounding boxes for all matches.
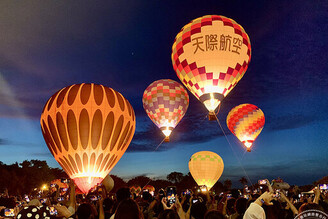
[143,185,155,192]
[40,83,136,193]
[226,103,265,152]
[188,151,224,190]
[130,186,142,195]
[172,15,251,119]
[102,175,115,193]
[142,79,189,142]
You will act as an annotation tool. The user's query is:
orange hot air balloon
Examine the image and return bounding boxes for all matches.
[130,186,142,195]
[40,83,135,193]
[143,185,155,192]
[226,104,265,152]
[188,151,224,190]
[142,79,189,142]
[172,15,251,120]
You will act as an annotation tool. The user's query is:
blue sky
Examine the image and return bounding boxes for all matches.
[0,0,327,187]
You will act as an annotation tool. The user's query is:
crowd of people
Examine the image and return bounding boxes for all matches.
[0,179,327,219]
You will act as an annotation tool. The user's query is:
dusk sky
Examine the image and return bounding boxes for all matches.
[0,0,327,187]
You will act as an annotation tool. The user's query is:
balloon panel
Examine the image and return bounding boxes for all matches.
[41,83,136,193]
[226,103,265,144]
[188,151,224,189]
[142,79,189,130]
[102,175,115,193]
[130,186,142,194]
[172,15,251,111]
[143,185,155,192]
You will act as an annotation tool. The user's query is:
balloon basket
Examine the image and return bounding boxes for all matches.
[208,113,216,121]
[164,136,170,142]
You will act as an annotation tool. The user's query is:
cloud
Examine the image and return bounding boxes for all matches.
[266,114,317,131]
[30,152,53,158]
[0,138,10,145]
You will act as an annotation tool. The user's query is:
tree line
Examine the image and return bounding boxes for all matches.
[1,160,325,196]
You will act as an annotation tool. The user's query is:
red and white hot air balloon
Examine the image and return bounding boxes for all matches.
[172,15,251,120]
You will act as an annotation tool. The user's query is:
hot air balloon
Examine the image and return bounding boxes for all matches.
[143,185,155,192]
[226,103,265,152]
[172,15,251,120]
[130,186,142,195]
[40,83,136,193]
[102,174,115,193]
[142,79,189,142]
[188,151,224,190]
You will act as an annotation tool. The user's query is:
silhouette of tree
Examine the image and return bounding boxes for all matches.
[110,175,127,193]
[128,176,152,188]
[167,172,184,184]
[152,179,172,191]
[176,172,196,191]
[212,181,224,193]
[0,160,66,195]
[224,179,232,191]
[239,176,248,186]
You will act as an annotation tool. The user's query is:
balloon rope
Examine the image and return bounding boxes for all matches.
[214,114,254,187]
[154,138,165,151]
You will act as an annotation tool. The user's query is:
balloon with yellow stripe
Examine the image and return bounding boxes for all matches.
[188,151,224,190]
[226,103,265,152]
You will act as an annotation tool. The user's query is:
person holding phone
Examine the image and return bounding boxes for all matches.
[54,180,76,218]
[243,192,274,219]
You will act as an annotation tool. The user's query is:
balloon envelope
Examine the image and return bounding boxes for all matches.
[226,103,265,151]
[188,151,224,190]
[142,79,189,141]
[172,15,251,115]
[143,185,155,192]
[102,175,115,193]
[40,83,136,193]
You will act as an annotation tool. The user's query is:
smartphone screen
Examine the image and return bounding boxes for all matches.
[4,209,14,217]
[166,187,176,205]
[61,179,70,183]
[274,192,280,198]
[320,184,328,190]
[61,188,68,192]
[184,189,191,195]
[49,206,57,215]
[168,196,176,205]
[57,197,64,201]
[90,195,98,201]
[258,179,267,185]
[200,185,207,192]
[40,198,47,203]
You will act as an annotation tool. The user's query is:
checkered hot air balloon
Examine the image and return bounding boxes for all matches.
[172,15,251,120]
[188,151,224,190]
[226,104,265,152]
[142,79,189,142]
[40,83,136,193]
